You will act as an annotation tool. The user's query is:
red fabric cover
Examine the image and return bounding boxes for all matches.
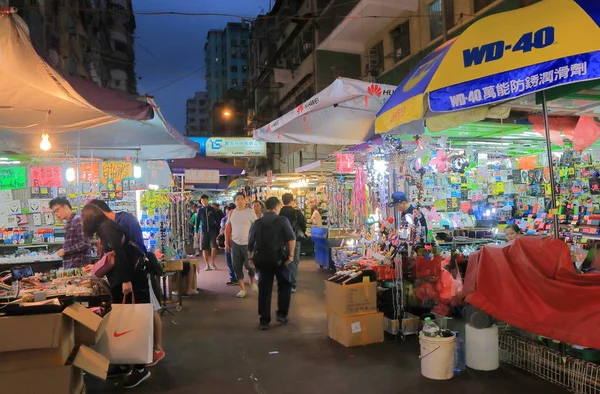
[464,236,600,349]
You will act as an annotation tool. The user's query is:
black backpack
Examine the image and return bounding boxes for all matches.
[253,217,287,266]
[130,241,164,277]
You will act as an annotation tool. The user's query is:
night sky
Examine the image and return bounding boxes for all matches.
[131,0,272,134]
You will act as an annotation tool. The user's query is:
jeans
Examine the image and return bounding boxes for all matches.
[231,242,256,281]
[288,241,301,287]
[257,262,292,324]
[225,251,236,282]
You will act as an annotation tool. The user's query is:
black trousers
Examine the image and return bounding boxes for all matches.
[257,262,292,324]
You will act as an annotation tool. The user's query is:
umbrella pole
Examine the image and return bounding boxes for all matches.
[541,91,559,238]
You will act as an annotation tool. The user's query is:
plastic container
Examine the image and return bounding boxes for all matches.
[453,331,466,374]
[422,317,440,337]
[419,331,456,380]
[465,323,499,371]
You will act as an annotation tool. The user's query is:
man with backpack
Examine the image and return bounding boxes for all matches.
[248,197,296,331]
[279,193,306,293]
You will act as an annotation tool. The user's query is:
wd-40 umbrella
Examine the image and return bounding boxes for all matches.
[376,0,600,236]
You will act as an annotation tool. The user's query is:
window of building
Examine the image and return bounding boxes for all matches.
[189,118,196,123]
[366,41,384,76]
[231,79,238,87]
[473,0,494,13]
[242,65,248,72]
[429,0,455,40]
[114,40,128,54]
[390,21,410,62]
[231,65,238,72]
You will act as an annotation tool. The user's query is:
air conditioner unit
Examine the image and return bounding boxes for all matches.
[303,43,313,53]
[276,58,287,68]
[395,48,403,60]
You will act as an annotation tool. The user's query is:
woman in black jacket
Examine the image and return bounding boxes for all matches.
[81,204,152,388]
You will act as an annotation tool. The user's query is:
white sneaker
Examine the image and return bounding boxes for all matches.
[211,264,217,270]
[236,290,247,298]
[204,266,212,271]
[251,283,259,293]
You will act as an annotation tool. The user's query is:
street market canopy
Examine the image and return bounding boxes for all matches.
[0,12,198,160]
[253,78,397,145]
[375,0,600,135]
[169,156,245,176]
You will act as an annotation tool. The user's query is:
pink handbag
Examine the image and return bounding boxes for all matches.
[91,251,115,278]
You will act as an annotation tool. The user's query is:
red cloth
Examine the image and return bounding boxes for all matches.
[464,236,600,349]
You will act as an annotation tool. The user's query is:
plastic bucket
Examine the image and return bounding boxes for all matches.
[419,332,455,380]
[465,323,499,371]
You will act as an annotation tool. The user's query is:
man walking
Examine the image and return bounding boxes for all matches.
[49,197,91,269]
[196,195,219,271]
[279,193,306,293]
[248,197,296,330]
[226,193,257,298]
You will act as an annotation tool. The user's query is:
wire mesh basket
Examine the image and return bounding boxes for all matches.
[499,329,600,394]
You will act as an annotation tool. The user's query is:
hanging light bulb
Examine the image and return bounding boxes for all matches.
[65,166,76,182]
[40,133,51,151]
[133,159,142,179]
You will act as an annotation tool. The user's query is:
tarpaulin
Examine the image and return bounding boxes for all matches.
[464,236,600,349]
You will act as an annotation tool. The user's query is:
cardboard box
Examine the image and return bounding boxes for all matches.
[327,312,384,347]
[324,280,377,316]
[0,322,74,373]
[0,313,73,353]
[0,345,109,394]
[66,303,109,346]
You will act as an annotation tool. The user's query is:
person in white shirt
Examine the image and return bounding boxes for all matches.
[310,204,322,225]
[226,192,258,298]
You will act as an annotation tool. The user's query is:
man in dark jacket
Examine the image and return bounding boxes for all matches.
[279,193,306,293]
[196,195,220,270]
[248,197,296,331]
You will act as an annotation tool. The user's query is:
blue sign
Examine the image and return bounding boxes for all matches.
[188,137,267,157]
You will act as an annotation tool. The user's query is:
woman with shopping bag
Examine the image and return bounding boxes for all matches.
[81,204,153,389]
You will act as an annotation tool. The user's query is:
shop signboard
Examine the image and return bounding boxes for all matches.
[266,170,273,187]
[79,162,100,183]
[189,137,267,157]
[184,169,220,184]
[336,154,355,173]
[30,166,63,187]
[0,166,26,190]
[101,162,132,184]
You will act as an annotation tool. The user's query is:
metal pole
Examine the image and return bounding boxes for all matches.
[541,91,559,238]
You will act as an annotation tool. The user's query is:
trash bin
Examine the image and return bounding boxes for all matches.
[419,331,455,380]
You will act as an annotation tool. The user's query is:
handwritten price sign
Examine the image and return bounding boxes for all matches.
[101,161,132,184]
[78,162,100,183]
[30,166,63,187]
[0,166,26,190]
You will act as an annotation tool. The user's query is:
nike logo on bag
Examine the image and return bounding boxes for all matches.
[113,330,133,337]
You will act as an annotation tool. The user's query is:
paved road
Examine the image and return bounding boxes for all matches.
[87,255,568,394]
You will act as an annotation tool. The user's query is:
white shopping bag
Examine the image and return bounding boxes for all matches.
[94,302,154,364]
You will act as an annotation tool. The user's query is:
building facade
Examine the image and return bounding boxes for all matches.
[10,0,138,95]
[205,22,251,135]
[185,91,210,136]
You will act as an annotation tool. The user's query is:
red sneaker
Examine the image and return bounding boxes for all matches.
[146,349,165,367]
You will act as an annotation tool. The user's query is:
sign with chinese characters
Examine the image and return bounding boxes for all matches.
[184,169,220,184]
[101,161,132,184]
[0,166,26,190]
[205,137,266,157]
[430,54,596,112]
[266,170,273,187]
[30,166,63,187]
[78,162,100,183]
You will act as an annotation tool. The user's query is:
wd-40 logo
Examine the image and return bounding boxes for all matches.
[462,27,555,68]
[367,84,382,97]
[209,139,223,150]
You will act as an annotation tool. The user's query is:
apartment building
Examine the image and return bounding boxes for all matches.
[205,22,251,135]
[317,0,541,87]
[10,0,138,95]
[185,92,210,137]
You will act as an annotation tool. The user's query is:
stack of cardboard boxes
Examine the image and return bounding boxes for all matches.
[0,303,110,394]
[325,279,384,347]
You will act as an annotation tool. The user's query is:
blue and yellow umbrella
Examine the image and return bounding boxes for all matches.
[376,0,600,134]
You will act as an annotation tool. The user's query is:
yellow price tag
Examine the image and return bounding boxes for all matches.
[362,276,370,283]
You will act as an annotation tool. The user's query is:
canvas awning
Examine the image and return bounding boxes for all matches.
[253,78,397,145]
[0,12,198,160]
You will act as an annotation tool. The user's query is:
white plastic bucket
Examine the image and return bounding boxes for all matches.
[419,332,455,380]
[465,323,499,371]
